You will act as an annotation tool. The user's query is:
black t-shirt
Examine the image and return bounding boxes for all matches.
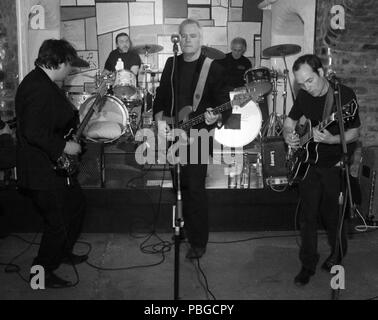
[288,84,360,167]
[104,49,142,72]
[178,59,198,111]
[219,53,252,89]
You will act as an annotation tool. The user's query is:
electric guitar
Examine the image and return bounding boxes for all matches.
[54,78,109,176]
[160,91,258,134]
[287,99,358,185]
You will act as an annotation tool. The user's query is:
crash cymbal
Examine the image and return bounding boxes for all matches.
[201,46,225,60]
[263,44,301,57]
[131,44,164,55]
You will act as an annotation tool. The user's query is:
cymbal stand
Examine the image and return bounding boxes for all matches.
[282,69,288,118]
[149,71,157,113]
[261,70,283,136]
[282,55,295,103]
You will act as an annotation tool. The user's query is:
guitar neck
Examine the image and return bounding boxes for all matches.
[74,81,107,139]
[180,101,232,131]
[299,115,335,146]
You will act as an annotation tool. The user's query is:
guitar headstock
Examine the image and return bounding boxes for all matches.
[96,73,115,98]
[231,92,256,108]
[341,99,358,123]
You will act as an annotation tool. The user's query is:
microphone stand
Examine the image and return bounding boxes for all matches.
[171,40,183,301]
[330,77,355,300]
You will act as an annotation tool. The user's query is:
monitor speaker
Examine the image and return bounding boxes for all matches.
[358,146,378,218]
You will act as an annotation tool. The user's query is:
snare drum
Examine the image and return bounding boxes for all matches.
[67,92,93,110]
[79,94,129,143]
[244,67,272,96]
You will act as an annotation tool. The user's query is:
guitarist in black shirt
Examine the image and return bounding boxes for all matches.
[16,39,89,288]
[154,19,231,259]
[283,54,361,286]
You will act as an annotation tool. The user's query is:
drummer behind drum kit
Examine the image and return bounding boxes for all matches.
[67,44,164,144]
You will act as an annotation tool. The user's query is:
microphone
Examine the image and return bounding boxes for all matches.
[171,34,181,44]
[326,69,338,83]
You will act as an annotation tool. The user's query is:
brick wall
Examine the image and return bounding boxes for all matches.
[0,0,18,122]
[316,0,378,146]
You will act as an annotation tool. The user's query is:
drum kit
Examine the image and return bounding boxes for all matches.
[67,44,165,144]
[244,43,300,138]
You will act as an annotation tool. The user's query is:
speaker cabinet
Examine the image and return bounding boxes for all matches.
[359,146,378,218]
[77,142,104,188]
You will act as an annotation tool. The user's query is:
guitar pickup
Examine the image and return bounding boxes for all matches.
[224,114,241,130]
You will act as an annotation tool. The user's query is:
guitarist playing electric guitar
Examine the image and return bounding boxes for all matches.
[15,39,89,288]
[153,19,233,260]
[283,54,361,287]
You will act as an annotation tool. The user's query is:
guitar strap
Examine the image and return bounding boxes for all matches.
[192,57,213,112]
[322,84,334,121]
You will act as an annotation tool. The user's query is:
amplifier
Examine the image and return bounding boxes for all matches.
[358,146,378,218]
[261,136,288,185]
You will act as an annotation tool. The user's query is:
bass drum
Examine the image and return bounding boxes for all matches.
[214,89,262,148]
[79,94,129,143]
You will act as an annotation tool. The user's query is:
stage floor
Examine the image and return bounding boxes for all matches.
[0,185,299,234]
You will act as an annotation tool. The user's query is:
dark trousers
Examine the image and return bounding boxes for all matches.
[29,184,86,272]
[298,166,348,272]
[180,164,208,248]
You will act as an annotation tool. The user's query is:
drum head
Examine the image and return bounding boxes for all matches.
[214,97,262,148]
[79,94,128,143]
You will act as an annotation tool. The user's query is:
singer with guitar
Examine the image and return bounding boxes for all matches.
[283,54,361,286]
[15,39,89,288]
[153,19,232,260]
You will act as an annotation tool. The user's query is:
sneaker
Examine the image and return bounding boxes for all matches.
[294,267,315,286]
[185,247,206,259]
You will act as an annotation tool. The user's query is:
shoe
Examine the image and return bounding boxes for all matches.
[294,267,315,286]
[185,247,206,259]
[61,253,88,265]
[321,256,342,273]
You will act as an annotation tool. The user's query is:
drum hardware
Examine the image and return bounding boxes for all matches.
[260,44,301,137]
[262,43,301,105]
[260,69,283,137]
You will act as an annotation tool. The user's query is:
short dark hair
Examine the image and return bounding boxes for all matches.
[34,39,79,70]
[293,54,323,75]
[231,37,247,49]
[116,33,129,44]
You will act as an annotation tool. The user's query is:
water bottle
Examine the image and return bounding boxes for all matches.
[240,153,250,189]
[228,162,237,189]
[115,58,124,71]
[256,154,264,189]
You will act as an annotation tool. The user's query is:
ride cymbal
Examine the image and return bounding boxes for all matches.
[263,44,301,57]
[131,44,164,55]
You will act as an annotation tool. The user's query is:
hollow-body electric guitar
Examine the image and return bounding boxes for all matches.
[287,99,358,185]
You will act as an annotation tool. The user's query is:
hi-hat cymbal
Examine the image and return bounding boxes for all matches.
[201,46,225,60]
[263,44,301,57]
[131,44,164,55]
